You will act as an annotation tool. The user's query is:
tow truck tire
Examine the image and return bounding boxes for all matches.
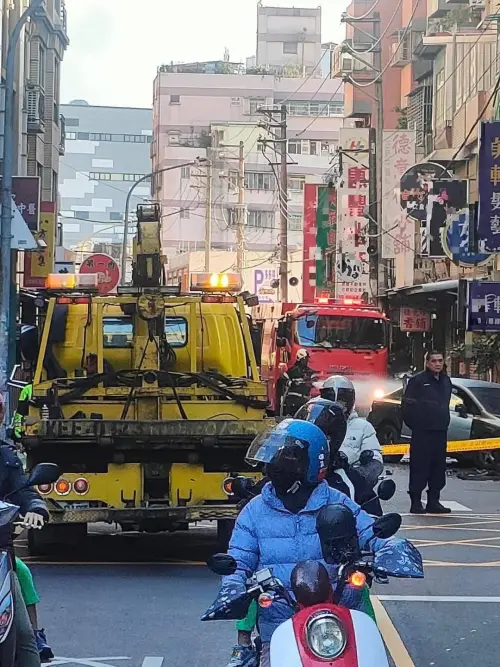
[377,422,404,464]
[217,519,235,551]
[28,523,88,556]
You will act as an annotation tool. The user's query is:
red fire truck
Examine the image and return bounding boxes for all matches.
[251,298,391,414]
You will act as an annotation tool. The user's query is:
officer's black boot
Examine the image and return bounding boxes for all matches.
[426,492,451,514]
[409,493,425,514]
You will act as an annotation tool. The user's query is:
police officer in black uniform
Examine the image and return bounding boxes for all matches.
[402,350,452,514]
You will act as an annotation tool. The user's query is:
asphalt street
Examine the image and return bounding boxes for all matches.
[15,465,500,667]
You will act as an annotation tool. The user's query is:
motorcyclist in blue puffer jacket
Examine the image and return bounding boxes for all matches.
[215,418,388,667]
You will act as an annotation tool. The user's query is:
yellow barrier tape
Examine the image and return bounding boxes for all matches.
[382,437,500,457]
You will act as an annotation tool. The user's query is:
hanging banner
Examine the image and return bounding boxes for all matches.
[428,180,468,257]
[302,183,318,302]
[478,120,500,251]
[336,128,370,299]
[441,208,492,267]
[381,130,416,259]
[315,185,337,296]
[0,176,41,231]
[23,201,56,288]
[468,280,500,331]
[400,162,450,256]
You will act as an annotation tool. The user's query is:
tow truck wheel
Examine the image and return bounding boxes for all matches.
[28,524,88,557]
[377,422,404,464]
[217,519,235,551]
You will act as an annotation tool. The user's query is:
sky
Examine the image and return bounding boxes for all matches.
[62,0,350,108]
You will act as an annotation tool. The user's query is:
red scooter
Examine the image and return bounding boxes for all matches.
[203,505,423,666]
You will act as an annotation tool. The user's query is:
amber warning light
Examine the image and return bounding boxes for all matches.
[46,274,98,290]
[190,272,242,292]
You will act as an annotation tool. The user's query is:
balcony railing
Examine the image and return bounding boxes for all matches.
[59,114,66,155]
[26,85,45,133]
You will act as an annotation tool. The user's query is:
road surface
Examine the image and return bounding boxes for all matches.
[16,466,500,666]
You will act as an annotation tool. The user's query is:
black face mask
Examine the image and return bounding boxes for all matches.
[267,448,315,514]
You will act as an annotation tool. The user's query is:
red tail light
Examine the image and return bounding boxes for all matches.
[73,478,89,495]
[37,484,53,495]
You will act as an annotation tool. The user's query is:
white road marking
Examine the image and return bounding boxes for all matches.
[48,658,130,667]
[439,501,473,512]
[378,595,500,603]
[141,659,164,667]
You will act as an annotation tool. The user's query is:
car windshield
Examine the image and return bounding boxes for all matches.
[296,315,387,350]
[469,387,500,416]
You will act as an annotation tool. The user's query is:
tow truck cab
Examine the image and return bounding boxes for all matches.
[23,271,270,554]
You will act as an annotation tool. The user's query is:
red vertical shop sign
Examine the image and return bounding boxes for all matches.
[302,183,318,303]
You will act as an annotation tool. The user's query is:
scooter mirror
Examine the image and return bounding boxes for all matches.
[207,553,238,576]
[231,476,255,501]
[26,463,60,488]
[377,479,396,502]
[372,512,402,539]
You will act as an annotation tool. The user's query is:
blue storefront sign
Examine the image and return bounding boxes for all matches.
[478,121,500,251]
[441,209,492,267]
[468,281,500,331]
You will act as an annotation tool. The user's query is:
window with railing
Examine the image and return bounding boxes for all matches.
[283,100,344,117]
[244,172,275,190]
[407,83,433,147]
[288,213,303,231]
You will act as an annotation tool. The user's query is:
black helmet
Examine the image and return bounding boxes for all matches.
[320,375,356,416]
[295,398,347,457]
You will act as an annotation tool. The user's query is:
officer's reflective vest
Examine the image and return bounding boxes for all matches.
[13,384,33,439]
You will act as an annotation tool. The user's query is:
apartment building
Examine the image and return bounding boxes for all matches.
[59,101,152,255]
[152,62,343,256]
[256,4,322,76]
[1,0,69,198]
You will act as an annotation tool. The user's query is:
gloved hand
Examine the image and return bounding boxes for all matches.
[334,452,349,471]
[20,512,45,530]
[359,449,375,466]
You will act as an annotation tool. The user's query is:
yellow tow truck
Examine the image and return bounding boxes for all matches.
[22,204,271,555]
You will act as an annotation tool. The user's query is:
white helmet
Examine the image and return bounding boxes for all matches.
[320,375,355,415]
[296,349,309,361]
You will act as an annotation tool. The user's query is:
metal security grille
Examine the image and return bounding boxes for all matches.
[407,84,433,147]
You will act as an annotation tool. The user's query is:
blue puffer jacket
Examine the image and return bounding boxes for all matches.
[224,480,385,643]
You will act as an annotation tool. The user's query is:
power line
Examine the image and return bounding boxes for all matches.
[292,79,344,137]
[59,160,151,201]
[343,0,381,21]
[347,0,404,54]
[350,0,422,87]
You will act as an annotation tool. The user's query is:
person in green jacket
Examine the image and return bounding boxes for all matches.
[13,383,33,442]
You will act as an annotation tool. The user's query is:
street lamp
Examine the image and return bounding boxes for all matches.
[0,0,45,427]
[120,159,207,285]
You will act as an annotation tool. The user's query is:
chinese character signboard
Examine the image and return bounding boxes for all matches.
[1,177,40,232]
[23,201,55,288]
[478,121,500,251]
[302,183,318,302]
[468,281,500,331]
[336,128,370,299]
[441,209,492,267]
[399,307,431,332]
[79,253,120,295]
[315,185,337,295]
[381,130,416,259]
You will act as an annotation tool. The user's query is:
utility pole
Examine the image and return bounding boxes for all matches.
[279,104,289,302]
[204,155,213,272]
[236,141,245,273]
[373,12,385,297]
[0,0,45,429]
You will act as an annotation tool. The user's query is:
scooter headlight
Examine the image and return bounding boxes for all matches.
[306,612,346,660]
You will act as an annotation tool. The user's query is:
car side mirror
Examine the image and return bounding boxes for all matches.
[455,404,468,418]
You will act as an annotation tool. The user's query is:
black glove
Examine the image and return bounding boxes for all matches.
[359,450,375,466]
[334,452,349,471]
